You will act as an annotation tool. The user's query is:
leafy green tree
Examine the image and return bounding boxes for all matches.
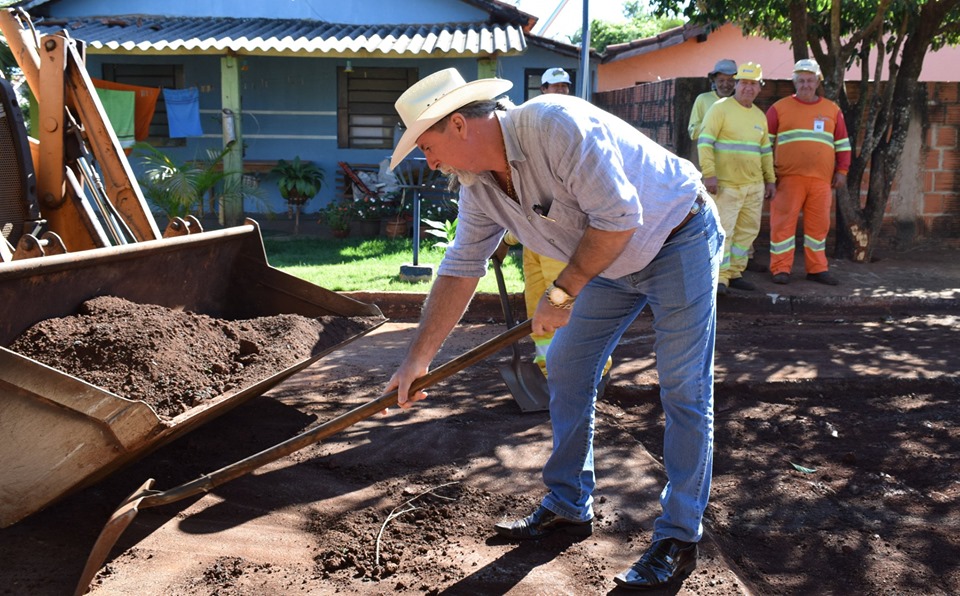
[652,0,960,261]
[570,1,684,53]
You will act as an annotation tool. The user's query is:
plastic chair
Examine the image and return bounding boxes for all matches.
[390,158,454,266]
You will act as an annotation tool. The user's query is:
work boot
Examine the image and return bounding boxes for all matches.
[728,277,756,291]
[806,271,839,286]
[772,273,790,285]
[716,283,728,296]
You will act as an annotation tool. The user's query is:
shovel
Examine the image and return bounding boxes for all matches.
[74,320,533,596]
[489,248,550,413]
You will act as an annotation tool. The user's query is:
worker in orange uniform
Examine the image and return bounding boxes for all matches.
[503,67,611,380]
[765,59,851,286]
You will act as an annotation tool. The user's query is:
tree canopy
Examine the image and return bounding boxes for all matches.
[570,1,684,52]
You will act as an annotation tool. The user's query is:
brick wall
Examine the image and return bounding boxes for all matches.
[593,79,960,249]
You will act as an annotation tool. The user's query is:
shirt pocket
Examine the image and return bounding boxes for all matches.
[535,199,588,230]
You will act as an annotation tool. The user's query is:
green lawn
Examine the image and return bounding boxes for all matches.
[262,236,526,293]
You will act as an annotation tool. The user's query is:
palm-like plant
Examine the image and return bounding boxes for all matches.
[271,157,325,235]
[134,143,265,223]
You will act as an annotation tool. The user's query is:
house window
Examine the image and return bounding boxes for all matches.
[524,68,576,101]
[337,66,417,149]
[102,63,184,146]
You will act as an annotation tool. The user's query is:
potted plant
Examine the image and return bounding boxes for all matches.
[383,190,412,239]
[271,156,325,235]
[318,200,353,238]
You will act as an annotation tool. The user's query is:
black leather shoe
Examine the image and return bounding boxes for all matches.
[614,538,698,590]
[493,506,593,540]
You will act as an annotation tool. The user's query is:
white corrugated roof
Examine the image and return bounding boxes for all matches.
[32,15,527,56]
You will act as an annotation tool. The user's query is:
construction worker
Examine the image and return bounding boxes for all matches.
[505,67,611,380]
[688,59,737,142]
[503,67,613,377]
[690,59,768,273]
[766,59,852,286]
[697,62,776,295]
[540,66,572,95]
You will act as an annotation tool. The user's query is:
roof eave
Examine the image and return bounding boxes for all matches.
[602,23,710,64]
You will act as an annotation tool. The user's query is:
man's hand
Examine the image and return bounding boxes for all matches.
[703,176,719,196]
[532,294,572,336]
[764,182,777,200]
[384,359,430,410]
[380,275,479,413]
[832,172,847,190]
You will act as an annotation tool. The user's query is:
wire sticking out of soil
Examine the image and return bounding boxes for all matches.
[10,295,382,418]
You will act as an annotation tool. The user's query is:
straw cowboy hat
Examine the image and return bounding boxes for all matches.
[391,68,513,169]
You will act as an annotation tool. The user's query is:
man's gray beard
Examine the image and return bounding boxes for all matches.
[440,164,478,188]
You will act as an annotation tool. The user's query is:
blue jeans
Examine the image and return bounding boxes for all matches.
[541,202,723,543]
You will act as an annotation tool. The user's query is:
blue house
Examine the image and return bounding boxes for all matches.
[16,0,597,222]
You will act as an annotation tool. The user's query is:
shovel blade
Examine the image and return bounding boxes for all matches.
[74,478,155,596]
[497,361,550,412]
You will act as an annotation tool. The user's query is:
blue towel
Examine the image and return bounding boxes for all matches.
[162,87,203,138]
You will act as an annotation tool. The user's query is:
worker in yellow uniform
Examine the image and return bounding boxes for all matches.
[503,67,611,380]
[697,62,776,295]
[688,59,737,142]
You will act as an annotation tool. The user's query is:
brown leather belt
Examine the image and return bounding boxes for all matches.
[668,194,706,239]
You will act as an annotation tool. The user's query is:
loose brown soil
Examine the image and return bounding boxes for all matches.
[1,307,958,595]
[10,295,380,418]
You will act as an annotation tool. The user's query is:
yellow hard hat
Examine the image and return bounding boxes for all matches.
[734,62,763,81]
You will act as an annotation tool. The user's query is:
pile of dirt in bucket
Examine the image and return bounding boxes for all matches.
[10,295,381,418]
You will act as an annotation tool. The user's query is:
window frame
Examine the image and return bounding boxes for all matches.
[337,66,417,149]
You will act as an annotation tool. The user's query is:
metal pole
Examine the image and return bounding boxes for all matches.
[412,190,421,266]
[578,0,590,100]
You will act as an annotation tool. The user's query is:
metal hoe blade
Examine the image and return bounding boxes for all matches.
[490,253,550,412]
[74,320,533,596]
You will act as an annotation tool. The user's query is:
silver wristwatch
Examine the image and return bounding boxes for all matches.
[545,283,576,309]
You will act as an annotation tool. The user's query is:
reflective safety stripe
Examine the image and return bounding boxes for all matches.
[776,129,836,149]
[770,236,795,255]
[730,243,750,259]
[712,140,764,155]
[804,234,826,252]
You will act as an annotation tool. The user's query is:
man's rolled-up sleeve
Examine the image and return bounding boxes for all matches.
[436,197,504,278]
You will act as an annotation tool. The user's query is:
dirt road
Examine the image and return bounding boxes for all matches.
[2,293,958,595]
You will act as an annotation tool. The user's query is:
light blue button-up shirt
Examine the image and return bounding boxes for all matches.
[437,94,703,280]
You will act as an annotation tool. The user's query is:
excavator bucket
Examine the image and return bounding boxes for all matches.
[0,223,384,527]
[0,8,384,528]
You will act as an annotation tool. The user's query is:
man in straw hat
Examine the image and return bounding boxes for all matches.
[385,68,723,590]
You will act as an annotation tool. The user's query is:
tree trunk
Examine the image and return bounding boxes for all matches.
[833,0,957,262]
